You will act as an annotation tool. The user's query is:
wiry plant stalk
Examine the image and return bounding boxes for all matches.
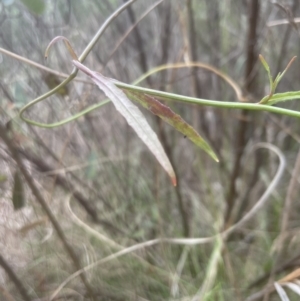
[0,254,31,301]
[0,123,96,300]
[263,146,300,301]
[225,0,260,226]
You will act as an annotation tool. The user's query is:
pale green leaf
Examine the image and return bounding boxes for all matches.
[73,60,176,186]
[125,91,218,162]
[259,54,273,90]
[262,91,300,106]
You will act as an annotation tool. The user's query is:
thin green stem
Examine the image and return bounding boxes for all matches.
[79,0,138,62]
[18,0,300,128]
[19,0,139,127]
[20,74,300,128]
[21,99,110,128]
[116,82,300,118]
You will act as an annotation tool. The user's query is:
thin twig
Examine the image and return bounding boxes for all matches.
[0,123,96,299]
[79,0,139,62]
[50,143,285,300]
[268,17,300,27]
[19,0,139,126]
[0,254,31,301]
[103,0,163,69]
[263,145,300,300]
[0,47,90,84]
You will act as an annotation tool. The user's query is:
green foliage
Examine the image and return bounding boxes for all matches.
[125,91,219,162]
[20,0,45,15]
[12,169,25,210]
[73,59,177,186]
[3,1,300,300]
[259,55,297,105]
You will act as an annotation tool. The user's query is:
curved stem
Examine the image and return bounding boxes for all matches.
[19,75,300,128]
[0,254,31,301]
[103,0,162,69]
[79,0,138,62]
[19,75,75,127]
[117,82,300,118]
[50,143,285,300]
[18,8,300,128]
[0,123,96,299]
[19,0,139,127]
[132,62,245,101]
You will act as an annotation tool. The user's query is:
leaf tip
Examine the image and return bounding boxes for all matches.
[171,177,177,187]
[259,54,269,71]
[285,55,297,71]
[209,151,219,163]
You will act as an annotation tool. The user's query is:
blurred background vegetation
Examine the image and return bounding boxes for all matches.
[1,0,300,300]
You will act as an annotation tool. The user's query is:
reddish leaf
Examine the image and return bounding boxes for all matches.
[125,91,218,162]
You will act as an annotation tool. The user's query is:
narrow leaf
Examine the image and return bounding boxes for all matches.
[277,56,297,83]
[261,91,300,106]
[125,91,218,162]
[272,72,281,93]
[259,54,273,90]
[72,60,176,186]
[259,56,297,105]
[259,54,270,73]
[12,170,25,210]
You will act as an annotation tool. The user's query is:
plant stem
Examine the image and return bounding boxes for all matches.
[79,0,138,62]
[20,78,300,128]
[0,254,31,301]
[0,123,96,300]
